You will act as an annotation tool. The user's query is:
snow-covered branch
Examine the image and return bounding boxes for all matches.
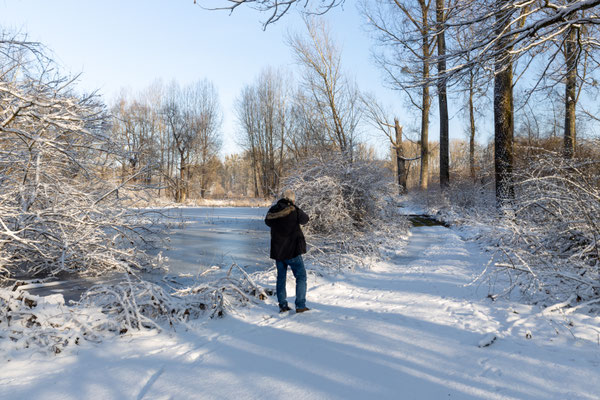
[0,39,161,282]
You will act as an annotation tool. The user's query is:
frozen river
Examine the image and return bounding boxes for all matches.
[23,207,271,301]
[160,207,271,275]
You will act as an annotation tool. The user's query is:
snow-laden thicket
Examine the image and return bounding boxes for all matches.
[284,154,410,270]
[499,155,600,305]
[0,41,162,282]
[408,153,600,312]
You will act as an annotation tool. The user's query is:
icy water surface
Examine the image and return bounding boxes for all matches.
[23,207,271,301]
[160,207,270,275]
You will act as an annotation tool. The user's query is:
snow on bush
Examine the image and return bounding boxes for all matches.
[1,265,268,354]
[408,153,600,311]
[172,264,269,318]
[0,288,113,354]
[0,38,160,283]
[495,155,600,305]
[284,154,409,270]
[285,154,398,234]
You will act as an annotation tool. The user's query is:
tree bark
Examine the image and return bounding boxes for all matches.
[179,152,187,203]
[494,1,515,205]
[420,16,431,190]
[395,118,407,193]
[468,70,476,180]
[564,24,577,159]
[437,0,449,188]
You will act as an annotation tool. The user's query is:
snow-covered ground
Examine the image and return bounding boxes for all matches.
[1,221,599,399]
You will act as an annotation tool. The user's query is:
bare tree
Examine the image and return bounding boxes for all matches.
[453,21,491,181]
[493,0,516,204]
[111,93,161,185]
[236,67,289,197]
[160,80,222,202]
[436,0,450,187]
[362,0,435,189]
[564,18,578,158]
[288,17,363,161]
[361,93,423,192]
[183,80,223,198]
[162,84,190,202]
[558,4,598,158]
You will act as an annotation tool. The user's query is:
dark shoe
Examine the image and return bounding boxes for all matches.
[279,305,292,313]
[295,307,310,313]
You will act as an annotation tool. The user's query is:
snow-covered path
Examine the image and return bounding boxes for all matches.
[2,226,599,399]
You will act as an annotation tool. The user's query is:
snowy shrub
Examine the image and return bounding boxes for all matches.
[0,265,269,354]
[78,265,268,332]
[0,38,160,283]
[0,288,114,354]
[414,153,600,309]
[172,264,269,318]
[78,278,186,332]
[493,155,600,305]
[283,153,408,270]
[284,154,398,235]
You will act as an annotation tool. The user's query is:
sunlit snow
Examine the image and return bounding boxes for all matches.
[1,208,599,400]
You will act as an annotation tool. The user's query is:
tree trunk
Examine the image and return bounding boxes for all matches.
[420,23,431,190]
[249,146,260,197]
[437,0,449,188]
[468,72,476,180]
[564,24,577,159]
[494,2,515,205]
[179,152,187,203]
[200,173,206,198]
[395,118,407,193]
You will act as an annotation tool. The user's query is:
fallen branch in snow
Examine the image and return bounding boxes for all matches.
[563,298,600,315]
[477,333,497,348]
[542,295,578,315]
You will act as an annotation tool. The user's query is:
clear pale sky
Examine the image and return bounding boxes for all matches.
[0,0,468,157]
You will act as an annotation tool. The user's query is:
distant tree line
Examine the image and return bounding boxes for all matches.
[110,80,222,202]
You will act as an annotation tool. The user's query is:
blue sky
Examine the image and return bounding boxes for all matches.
[0,0,472,156]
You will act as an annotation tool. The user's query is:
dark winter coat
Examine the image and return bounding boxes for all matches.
[265,199,309,261]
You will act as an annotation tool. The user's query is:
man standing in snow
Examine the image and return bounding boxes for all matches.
[265,189,310,313]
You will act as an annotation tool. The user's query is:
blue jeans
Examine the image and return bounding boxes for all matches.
[276,255,307,309]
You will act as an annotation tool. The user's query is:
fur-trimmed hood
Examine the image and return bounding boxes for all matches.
[265,200,295,221]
